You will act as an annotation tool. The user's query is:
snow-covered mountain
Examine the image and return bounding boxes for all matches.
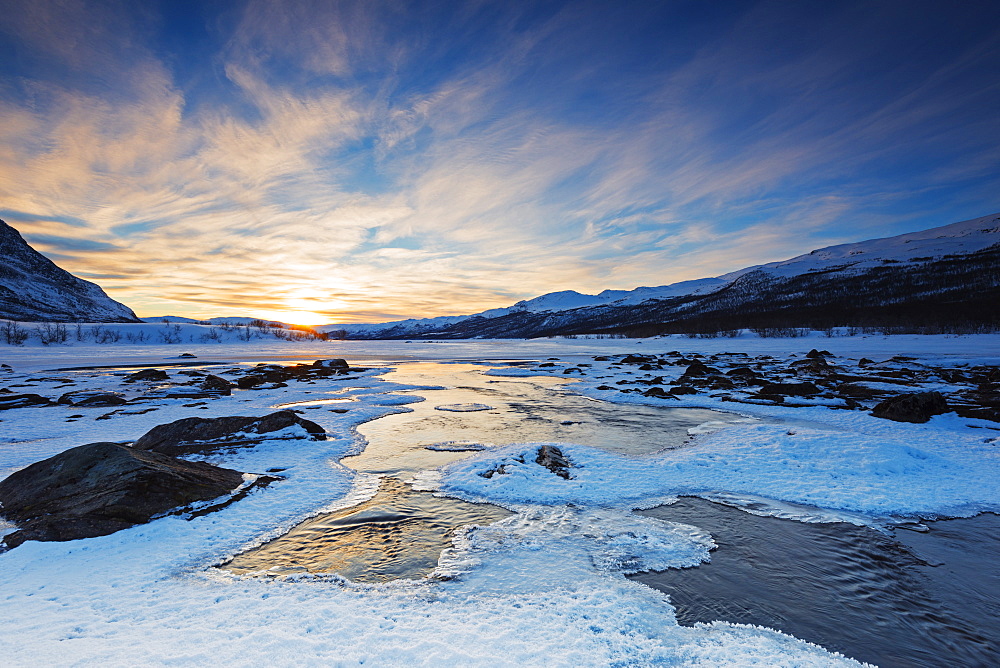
[321,212,1000,338]
[0,219,139,323]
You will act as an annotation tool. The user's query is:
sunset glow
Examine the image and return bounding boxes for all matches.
[1,1,998,325]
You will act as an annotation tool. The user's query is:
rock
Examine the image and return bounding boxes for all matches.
[535,444,571,479]
[125,369,169,382]
[0,393,54,410]
[858,358,875,367]
[669,385,698,395]
[312,358,349,370]
[1,364,12,372]
[871,392,949,423]
[596,385,614,390]
[178,353,197,358]
[620,354,654,364]
[200,374,234,394]
[643,387,679,399]
[538,363,557,368]
[837,382,884,399]
[0,442,243,548]
[759,382,820,396]
[593,356,610,361]
[57,391,128,407]
[681,362,721,377]
[132,410,326,456]
[806,349,833,358]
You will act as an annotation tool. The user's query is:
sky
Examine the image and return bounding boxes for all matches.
[1,0,998,325]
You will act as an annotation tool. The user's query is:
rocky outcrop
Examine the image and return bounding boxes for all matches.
[58,391,128,407]
[132,410,326,456]
[125,369,170,382]
[871,392,949,423]
[758,382,820,397]
[0,393,54,410]
[0,218,139,322]
[535,444,572,479]
[0,442,243,547]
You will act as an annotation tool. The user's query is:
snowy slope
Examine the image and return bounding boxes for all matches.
[732,212,1000,280]
[321,212,1000,338]
[0,219,139,323]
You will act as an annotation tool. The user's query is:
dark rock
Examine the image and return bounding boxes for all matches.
[178,353,197,358]
[643,387,679,399]
[858,358,875,367]
[535,444,572,479]
[759,382,820,396]
[0,442,243,547]
[1,364,12,372]
[638,364,660,371]
[312,358,349,370]
[593,356,610,361]
[57,391,128,407]
[133,410,326,456]
[0,393,54,410]
[681,362,721,377]
[806,349,833,358]
[620,354,654,365]
[837,382,884,399]
[669,386,698,395]
[871,392,949,423]
[596,385,614,390]
[563,367,582,374]
[538,363,557,368]
[125,369,169,382]
[200,374,233,394]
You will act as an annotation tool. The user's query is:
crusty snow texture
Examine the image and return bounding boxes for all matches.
[4,334,998,666]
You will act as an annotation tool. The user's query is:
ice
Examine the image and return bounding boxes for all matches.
[5,335,999,665]
[434,403,495,412]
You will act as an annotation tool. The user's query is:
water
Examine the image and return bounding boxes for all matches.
[344,362,743,476]
[223,477,511,582]
[219,361,1000,665]
[222,362,743,582]
[629,498,1000,668]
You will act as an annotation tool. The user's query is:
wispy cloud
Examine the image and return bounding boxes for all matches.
[1,1,998,323]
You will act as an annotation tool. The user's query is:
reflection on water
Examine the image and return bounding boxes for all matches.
[221,477,511,582]
[629,498,1000,668]
[271,397,355,409]
[344,362,747,477]
[224,362,743,583]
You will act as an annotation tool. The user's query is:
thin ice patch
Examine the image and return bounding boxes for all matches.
[435,403,494,412]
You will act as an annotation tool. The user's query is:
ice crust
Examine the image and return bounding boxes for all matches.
[4,334,997,665]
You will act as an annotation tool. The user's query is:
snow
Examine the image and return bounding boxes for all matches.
[319,211,999,337]
[2,334,999,665]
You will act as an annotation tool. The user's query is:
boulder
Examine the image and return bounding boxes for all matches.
[681,362,721,377]
[669,385,698,395]
[312,358,349,370]
[125,369,169,382]
[871,392,949,423]
[0,393,54,410]
[535,444,572,479]
[0,442,243,548]
[759,382,820,396]
[57,391,128,407]
[133,410,326,456]
[643,386,679,399]
[200,374,234,394]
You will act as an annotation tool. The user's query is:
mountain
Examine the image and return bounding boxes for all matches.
[322,212,1000,338]
[0,219,139,323]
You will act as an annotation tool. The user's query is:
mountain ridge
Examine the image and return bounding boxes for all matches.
[320,212,1000,338]
[0,219,139,323]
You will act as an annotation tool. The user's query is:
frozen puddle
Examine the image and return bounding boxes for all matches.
[221,362,744,583]
[221,477,511,582]
[629,497,1000,668]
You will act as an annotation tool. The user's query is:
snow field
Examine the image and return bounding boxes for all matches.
[5,336,996,665]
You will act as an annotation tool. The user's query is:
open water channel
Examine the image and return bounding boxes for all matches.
[222,362,1000,667]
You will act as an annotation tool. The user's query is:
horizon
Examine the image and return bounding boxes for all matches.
[2,1,999,325]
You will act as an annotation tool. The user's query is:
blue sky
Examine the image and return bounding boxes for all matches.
[1,0,998,324]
